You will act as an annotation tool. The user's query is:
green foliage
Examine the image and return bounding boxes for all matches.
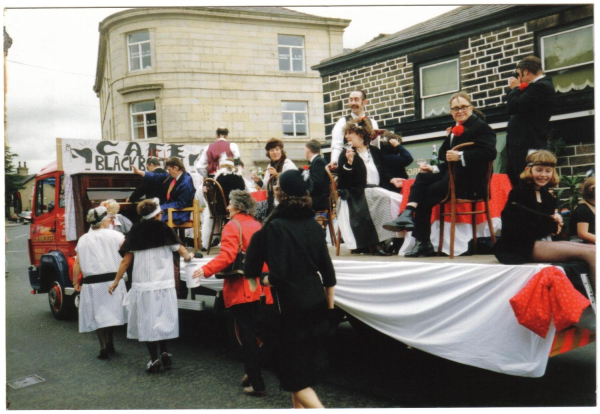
[556,174,585,213]
[546,136,566,157]
[4,146,25,195]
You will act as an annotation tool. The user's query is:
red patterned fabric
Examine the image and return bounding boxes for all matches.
[251,190,267,202]
[398,173,512,224]
[509,266,591,338]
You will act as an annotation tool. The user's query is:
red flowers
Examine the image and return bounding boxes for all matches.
[452,125,465,137]
[519,82,529,91]
[302,165,309,170]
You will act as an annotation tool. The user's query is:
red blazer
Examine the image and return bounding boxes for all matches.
[202,213,272,308]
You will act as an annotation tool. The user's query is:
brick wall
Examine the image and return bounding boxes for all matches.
[557,144,595,177]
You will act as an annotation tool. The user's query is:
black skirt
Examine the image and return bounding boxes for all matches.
[276,303,329,392]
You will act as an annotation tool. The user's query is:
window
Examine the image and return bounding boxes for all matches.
[540,24,594,93]
[278,35,305,72]
[130,102,157,140]
[281,101,308,137]
[35,177,56,216]
[420,59,460,119]
[128,31,152,71]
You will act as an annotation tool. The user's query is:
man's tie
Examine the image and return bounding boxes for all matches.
[167,178,176,201]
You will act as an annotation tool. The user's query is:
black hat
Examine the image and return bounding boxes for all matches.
[279,169,311,197]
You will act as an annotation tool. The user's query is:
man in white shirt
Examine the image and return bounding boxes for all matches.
[328,89,379,170]
[195,127,241,178]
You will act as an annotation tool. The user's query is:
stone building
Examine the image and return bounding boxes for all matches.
[313,5,594,177]
[93,7,349,167]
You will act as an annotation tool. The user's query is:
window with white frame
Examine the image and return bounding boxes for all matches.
[131,102,157,140]
[278,35,305,72]
[281,101,308,137]
[540,24,594,93]
[128,31,152,71]
[420,59,460,119]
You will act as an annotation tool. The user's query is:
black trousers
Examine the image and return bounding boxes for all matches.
[506,137,529,188]
[408,172,450,243]
[229,302,265,391]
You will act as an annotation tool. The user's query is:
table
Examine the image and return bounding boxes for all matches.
[398,174,512,256]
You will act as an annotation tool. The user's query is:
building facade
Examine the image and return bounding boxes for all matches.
[93,7,349,166]
[313,5,594,178]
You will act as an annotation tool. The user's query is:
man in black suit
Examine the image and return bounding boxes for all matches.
[506,55,556,186]
[127,157,168,203]
[305,140,330,211]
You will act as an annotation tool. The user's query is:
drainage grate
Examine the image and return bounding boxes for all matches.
[7,375,45,389]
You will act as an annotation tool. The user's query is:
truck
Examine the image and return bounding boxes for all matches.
[27,138,207,319]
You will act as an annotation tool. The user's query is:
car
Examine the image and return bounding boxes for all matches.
[17,211,32,223]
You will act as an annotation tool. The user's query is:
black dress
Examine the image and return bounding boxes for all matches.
[494,182,559,264]
[245,203,336,392]
[569,203,595,242]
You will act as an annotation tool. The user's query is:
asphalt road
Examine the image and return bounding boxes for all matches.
[5,223,597,409]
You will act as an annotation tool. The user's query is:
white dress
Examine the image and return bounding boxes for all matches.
[76,229,127,333]
[124,244,180,342]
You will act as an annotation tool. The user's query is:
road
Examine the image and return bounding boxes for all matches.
[5,223,596,409]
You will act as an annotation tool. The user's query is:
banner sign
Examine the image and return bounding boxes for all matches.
[58,138,204,174]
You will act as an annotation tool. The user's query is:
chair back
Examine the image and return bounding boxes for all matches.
[325,168,338,216]
[204,178,228,219]
[442,142,494,203]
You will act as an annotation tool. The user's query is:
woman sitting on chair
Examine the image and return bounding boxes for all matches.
[383,91,497,257]
[336,118,404,256]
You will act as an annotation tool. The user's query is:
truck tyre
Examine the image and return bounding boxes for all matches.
[48,279,74,320]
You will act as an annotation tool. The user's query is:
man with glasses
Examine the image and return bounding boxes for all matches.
[327,89,379,170]
[505,55,556,186]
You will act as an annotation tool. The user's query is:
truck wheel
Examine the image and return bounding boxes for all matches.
[48,280,74,320]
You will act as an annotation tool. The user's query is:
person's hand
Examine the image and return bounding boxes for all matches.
[390,178,405,188]
[552,213,563,225]
[125,197,130,203]
[345,148,355,165]
[108,281,118,295]
[267,166,277,177]
[419,163,433,173]
[446,126,453,136]
[73,283,81,293]
[261,275,271,287]
[446,150,461,162]
[327,161,338,170]
[192,267,204,279]
[132,165,145,176]
[251,174,260,182]
[388,138,399,147]
[508,77,520,90]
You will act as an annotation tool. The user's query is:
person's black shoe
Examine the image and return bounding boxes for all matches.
[98,348,109,360]
[146,359,161,373]
[210,237,220,247]
[161,352,173,369]
[383,209,415,232]
[369,243,392,256]
[194,252,203,258]
[404,241,435,258]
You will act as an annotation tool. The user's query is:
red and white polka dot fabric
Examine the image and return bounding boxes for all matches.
[509,266,591,338]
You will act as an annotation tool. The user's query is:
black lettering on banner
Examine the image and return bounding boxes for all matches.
[95,155,105,170]
[121,156,131,171]
[97,141,119,156]
[113,157,122,171]
[104,156,113,171]
[124,142,143,157]
[148,143,165,159]
[189,153,200,166]
[138,157,146,169]
[169,144,185,159]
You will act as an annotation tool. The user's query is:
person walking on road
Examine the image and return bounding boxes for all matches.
[72,206,127,360]
[109,198,193,373]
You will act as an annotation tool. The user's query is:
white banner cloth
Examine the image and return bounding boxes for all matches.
[332,260,554,377]
[182,257,556,377]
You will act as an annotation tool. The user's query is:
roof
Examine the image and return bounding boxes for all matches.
[14,173,36,186]
[313,4,575,73]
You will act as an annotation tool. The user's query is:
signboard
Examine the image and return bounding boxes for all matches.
[57,138,204,174]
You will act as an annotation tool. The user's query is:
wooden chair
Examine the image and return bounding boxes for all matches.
[167,198,203,254]
[438,142,496,259]
[203,178,229,255]
[315,168,338,248]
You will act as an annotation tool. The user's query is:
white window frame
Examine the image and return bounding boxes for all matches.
[127,31,152,72]
[130,102,157,140]
[281,101,309,137]
[278,35,305,72]
[540,24,594,73]
[420,58,460,119]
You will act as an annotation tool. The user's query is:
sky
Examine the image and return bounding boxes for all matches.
[2,2,465,175]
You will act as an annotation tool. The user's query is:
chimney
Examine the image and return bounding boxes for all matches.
[17,161,28,176]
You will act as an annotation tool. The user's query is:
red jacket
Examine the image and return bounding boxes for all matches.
[202,213,272,308]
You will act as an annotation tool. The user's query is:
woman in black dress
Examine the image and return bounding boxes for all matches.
[245,169,336,408]
[570,176,595,244]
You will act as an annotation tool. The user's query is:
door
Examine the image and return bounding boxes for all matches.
[31,174,59,266]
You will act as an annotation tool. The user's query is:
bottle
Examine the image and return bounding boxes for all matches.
[257,167,263,180]
[430,145,438,166]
